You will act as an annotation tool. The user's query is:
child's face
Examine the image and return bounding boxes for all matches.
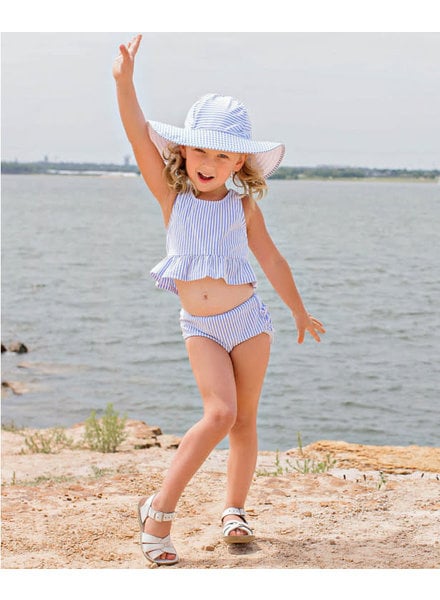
[181,146,245,197]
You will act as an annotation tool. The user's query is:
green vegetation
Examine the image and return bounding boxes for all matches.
[90,465,115,479]
[256,433,337,476]
[4,404,127,455]
[83,403,127,453]
[290,453,337,474]
[377,471,388,490]
[1,421,22,433]
[23,427,74,454]
[19,474,77,486]
[2,160,439,181]
[256,450,336,476]
[271,165,440,181]
[1,160,139,175]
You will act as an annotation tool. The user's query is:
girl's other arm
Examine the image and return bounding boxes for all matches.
[245,200,325,344]
[112,35,173,210]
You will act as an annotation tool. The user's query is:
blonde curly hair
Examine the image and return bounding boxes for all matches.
[162,144,267,202]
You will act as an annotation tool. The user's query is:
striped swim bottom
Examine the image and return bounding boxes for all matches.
[179,294,274,353]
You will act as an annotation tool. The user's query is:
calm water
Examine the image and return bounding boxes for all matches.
[1,174,439,449]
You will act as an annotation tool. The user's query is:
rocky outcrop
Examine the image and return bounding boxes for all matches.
[2,341,29,354]
[289,440,440,474]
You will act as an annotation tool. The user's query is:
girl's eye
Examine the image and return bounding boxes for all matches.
[218,154,229,159]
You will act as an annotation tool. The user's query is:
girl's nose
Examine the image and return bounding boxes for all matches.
[201,155,214,167]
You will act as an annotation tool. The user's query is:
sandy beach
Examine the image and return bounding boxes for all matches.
[1,419,439,570]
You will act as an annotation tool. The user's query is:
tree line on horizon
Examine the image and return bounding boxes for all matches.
[1,160,439,180]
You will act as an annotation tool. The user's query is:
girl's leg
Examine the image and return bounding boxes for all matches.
[224,333,271,535]
[143,336,237,558]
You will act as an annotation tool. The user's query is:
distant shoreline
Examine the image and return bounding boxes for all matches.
[2,160,439,182]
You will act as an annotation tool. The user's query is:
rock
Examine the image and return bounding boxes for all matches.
[133,439,160,450]
[289,440,440,474]
[118,420,181,451]
[8,342,28,354]
[121,419,161,450]
[125,420,162,439]
[157,434,181,450]
[2,380,29,395]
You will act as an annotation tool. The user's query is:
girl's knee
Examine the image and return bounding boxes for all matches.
[204,399,236,433]
[230,413,257,436]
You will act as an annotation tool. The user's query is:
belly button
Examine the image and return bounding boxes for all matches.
[203,293,208,300]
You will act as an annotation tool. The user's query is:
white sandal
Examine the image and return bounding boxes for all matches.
[138,494,179,566]
[221,507,255,544]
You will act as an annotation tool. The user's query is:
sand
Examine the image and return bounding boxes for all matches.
[1,420,439,570]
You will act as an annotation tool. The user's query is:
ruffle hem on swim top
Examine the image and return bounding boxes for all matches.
[150,254,257,295]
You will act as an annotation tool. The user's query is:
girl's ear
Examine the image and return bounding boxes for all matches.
[234,154,247,172]
[179,145,187,158]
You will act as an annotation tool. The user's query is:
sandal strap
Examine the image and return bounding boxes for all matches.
[223,520,254,537]
[141,533,177,562]
[221,507,247,522]
[139,494,176,524]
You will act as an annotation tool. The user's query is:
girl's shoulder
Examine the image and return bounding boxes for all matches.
[239,193,258,225]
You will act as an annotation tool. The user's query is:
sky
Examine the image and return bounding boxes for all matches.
[2,11,440,170]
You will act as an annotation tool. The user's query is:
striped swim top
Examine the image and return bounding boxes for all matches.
[150,189,257,295]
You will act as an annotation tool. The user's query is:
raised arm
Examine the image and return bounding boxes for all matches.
[244,199,325,344]
[112,35,174,214]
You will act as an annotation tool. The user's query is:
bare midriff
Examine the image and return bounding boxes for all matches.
[175,277,254,316]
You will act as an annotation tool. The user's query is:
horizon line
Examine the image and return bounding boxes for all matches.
[2,159,439,173]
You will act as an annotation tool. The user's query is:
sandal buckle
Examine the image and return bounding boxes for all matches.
[148,505,175,522]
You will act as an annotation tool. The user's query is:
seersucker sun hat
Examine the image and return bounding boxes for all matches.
[148,93,285,178]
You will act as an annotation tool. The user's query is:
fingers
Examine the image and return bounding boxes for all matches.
[127,34,141,47]
[310,314,326,342]
[298,326,320,343]
[117,34,141,60]
[127,33,142,56]
[308,314,324,328]
[308,327,321,343]
[296,315,326,344]
[118,44,129,58]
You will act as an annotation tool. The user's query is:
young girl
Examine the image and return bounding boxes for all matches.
[113,34,325,566]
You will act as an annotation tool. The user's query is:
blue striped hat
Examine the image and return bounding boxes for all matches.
[148,93,285,178]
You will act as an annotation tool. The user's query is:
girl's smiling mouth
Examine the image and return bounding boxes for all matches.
[197,172,214,182]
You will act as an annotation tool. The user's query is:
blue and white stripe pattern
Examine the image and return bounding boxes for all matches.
[150,189,257,295]
[179,294,274,353]
[148,93,285,178]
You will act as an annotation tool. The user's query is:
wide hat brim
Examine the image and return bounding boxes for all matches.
[148,121,285,179]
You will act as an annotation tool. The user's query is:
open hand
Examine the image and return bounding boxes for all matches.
[112,34,142,83]
[295,312,325,344]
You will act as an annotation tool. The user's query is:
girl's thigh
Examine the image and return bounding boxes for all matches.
[185,336,237,411]
[230,333,271,417]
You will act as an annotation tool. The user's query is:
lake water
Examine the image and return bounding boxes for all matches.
[1,174,439,450]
